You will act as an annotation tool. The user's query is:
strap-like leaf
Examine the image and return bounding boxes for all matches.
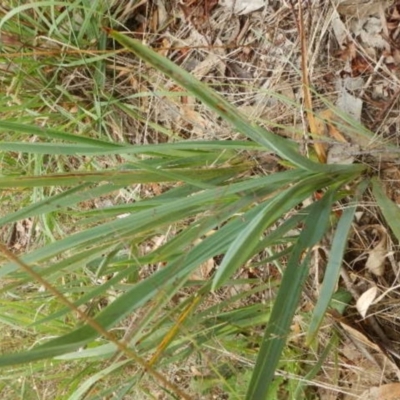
[246,188,336,399]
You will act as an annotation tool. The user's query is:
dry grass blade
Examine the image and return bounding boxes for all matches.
[296,0,326,163]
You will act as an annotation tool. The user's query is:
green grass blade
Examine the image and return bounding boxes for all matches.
[0,140,261,155]
[0,269,184,366]
[0,120,123,147]
[0,166,246,188]
[30,257,143,326]
[372,177,400,240]
[307,181,368,343]
[106,29,321,171]
[0,199,208,276]
[246,188,337,399]
[0,169,306,277]
[0,180,298,365]
[0,183,125,226]
[67,360,129,400]
[307,205,355,343]
[212,173,335,290]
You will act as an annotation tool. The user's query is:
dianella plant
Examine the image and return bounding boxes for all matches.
[0,4,398,399]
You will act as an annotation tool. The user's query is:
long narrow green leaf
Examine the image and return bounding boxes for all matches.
[372,177,400,240]
[32,194,260,327]
[0,120,123,148]
[0,183,90,226]
[0,245,116,295]
[0,198,207,278]
[0,214,245,365]
[0,169,306,278]
[294,333,338,398]
[0,140,262,155]
[67,360,129,400]
[212,173,335,290]
[0,172,305,365]
[1,143,116,154]
[0,172,235,228]
[306,205,355,342]
[106,29,322,171]
[307,180,368,343]
[0,166,245,188]
[246,188,337,399]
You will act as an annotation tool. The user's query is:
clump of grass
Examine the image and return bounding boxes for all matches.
[1,2,399,399]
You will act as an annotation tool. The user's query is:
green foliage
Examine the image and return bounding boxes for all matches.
[0,2,398,399]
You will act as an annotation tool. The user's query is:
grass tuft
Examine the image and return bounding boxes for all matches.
[1,1,400,399]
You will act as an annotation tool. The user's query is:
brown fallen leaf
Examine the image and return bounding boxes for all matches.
[337,0,392,18]
[317,109,348,143]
